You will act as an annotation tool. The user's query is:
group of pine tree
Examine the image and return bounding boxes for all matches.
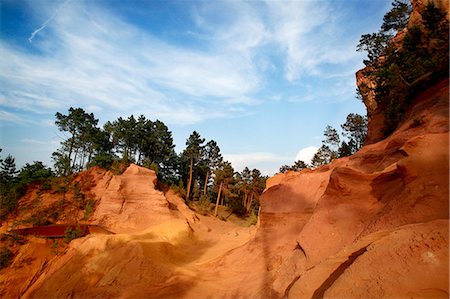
[0,107,268,220]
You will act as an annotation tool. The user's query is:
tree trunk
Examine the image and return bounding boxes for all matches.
[243,193,247,208]
[203,170,209,196]
[247,193,254,211]
[72,148,79,170]
[214,182,223,216]
[186,157,194,200]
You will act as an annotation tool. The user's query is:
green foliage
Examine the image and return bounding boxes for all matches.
[311,145,335,168]
[52,152,72,176]
[50,239,60,255]
[55,107,101,174]
[18,162,54,185]
[89,152,115,169]
[357,32,392,66]
[72,182,86,209]
[229,198,246,217]
[148,161,159,175]
[0,246,13,269]
[25,213,52,227]
[279,160,309,173]
[248,210,258,226]
[111,160,128,175]
[0,153,26,220]
[64,225,83,243]
[381,0,412,34]
[83,199,95,220]
[357,0,411,66]
[171,180,187,199]
[197,194,212,215]
[341,113,368,149]
[358,1,448,136]
[422,1,448,37]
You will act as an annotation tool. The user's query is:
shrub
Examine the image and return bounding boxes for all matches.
[83,199,95,220]
[89,152,115,170]
[64,225,83,243]
[248,211,258,226]
[197,194,212,215]
[111,160,128,175]
[0,246,13,269]
[229,199,247,217]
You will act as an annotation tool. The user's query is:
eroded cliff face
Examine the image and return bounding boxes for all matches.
[357,0,449,144]
[256,77,449,298]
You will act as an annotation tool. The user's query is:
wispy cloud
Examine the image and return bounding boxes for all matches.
[28,0,71,43]
[0,0,366,128]
[21,138,59,145]
[1,1,263,125]
[0,110,36,125]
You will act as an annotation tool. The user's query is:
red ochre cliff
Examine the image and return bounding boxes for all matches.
[0,1,448,297]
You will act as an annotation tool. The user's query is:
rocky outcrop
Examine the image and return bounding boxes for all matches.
[356,0,449,144]
[90,164,175,233]
[253,77,448,298]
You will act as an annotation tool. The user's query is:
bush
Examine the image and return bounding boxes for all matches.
[89,152,115,170]
[0,246,13,269]
[18,161,54,185]
[171,181,186,199]
[197,194,212,215]
[111,160,128,175]
[25,213,52,227]
[64,225,83,243]
[72,182,85,209]
[83,199,95,220]
[229,199,247,217]
[248,211,258,226]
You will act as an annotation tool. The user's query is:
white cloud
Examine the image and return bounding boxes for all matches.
[0,110,32,124]
[21,138,59,145]
[223,151,292,176]
[0,1,263,126]
[266,0,360,82]
[295,146,318,164]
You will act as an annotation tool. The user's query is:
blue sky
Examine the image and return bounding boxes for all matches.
[0,0,391,175]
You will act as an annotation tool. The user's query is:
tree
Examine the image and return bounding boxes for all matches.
[357,33,391,66]
[201,140,223,196]
[213,161,234,216]
[279,160,308,173]
[422,1,447,37]
[248,168,265,212]
[341,113,368,150]
[183,131,205,200]
[311,145,336,168]
[1,155,18,178]
[323,125,340,150]
[18,162,53,185]
[357,0,412,67]
[0,153,23,219]
[381,0,411,34]
[55,107,100,174]
[338,140,354,158]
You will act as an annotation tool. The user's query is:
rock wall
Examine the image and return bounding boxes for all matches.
[257,77,449,298]
[356,0,449,144]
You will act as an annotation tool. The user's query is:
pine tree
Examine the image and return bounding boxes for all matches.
[183,131,205,200]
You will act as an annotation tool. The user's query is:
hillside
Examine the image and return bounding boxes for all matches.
[1,0,449,298]
[1,75,447,297]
